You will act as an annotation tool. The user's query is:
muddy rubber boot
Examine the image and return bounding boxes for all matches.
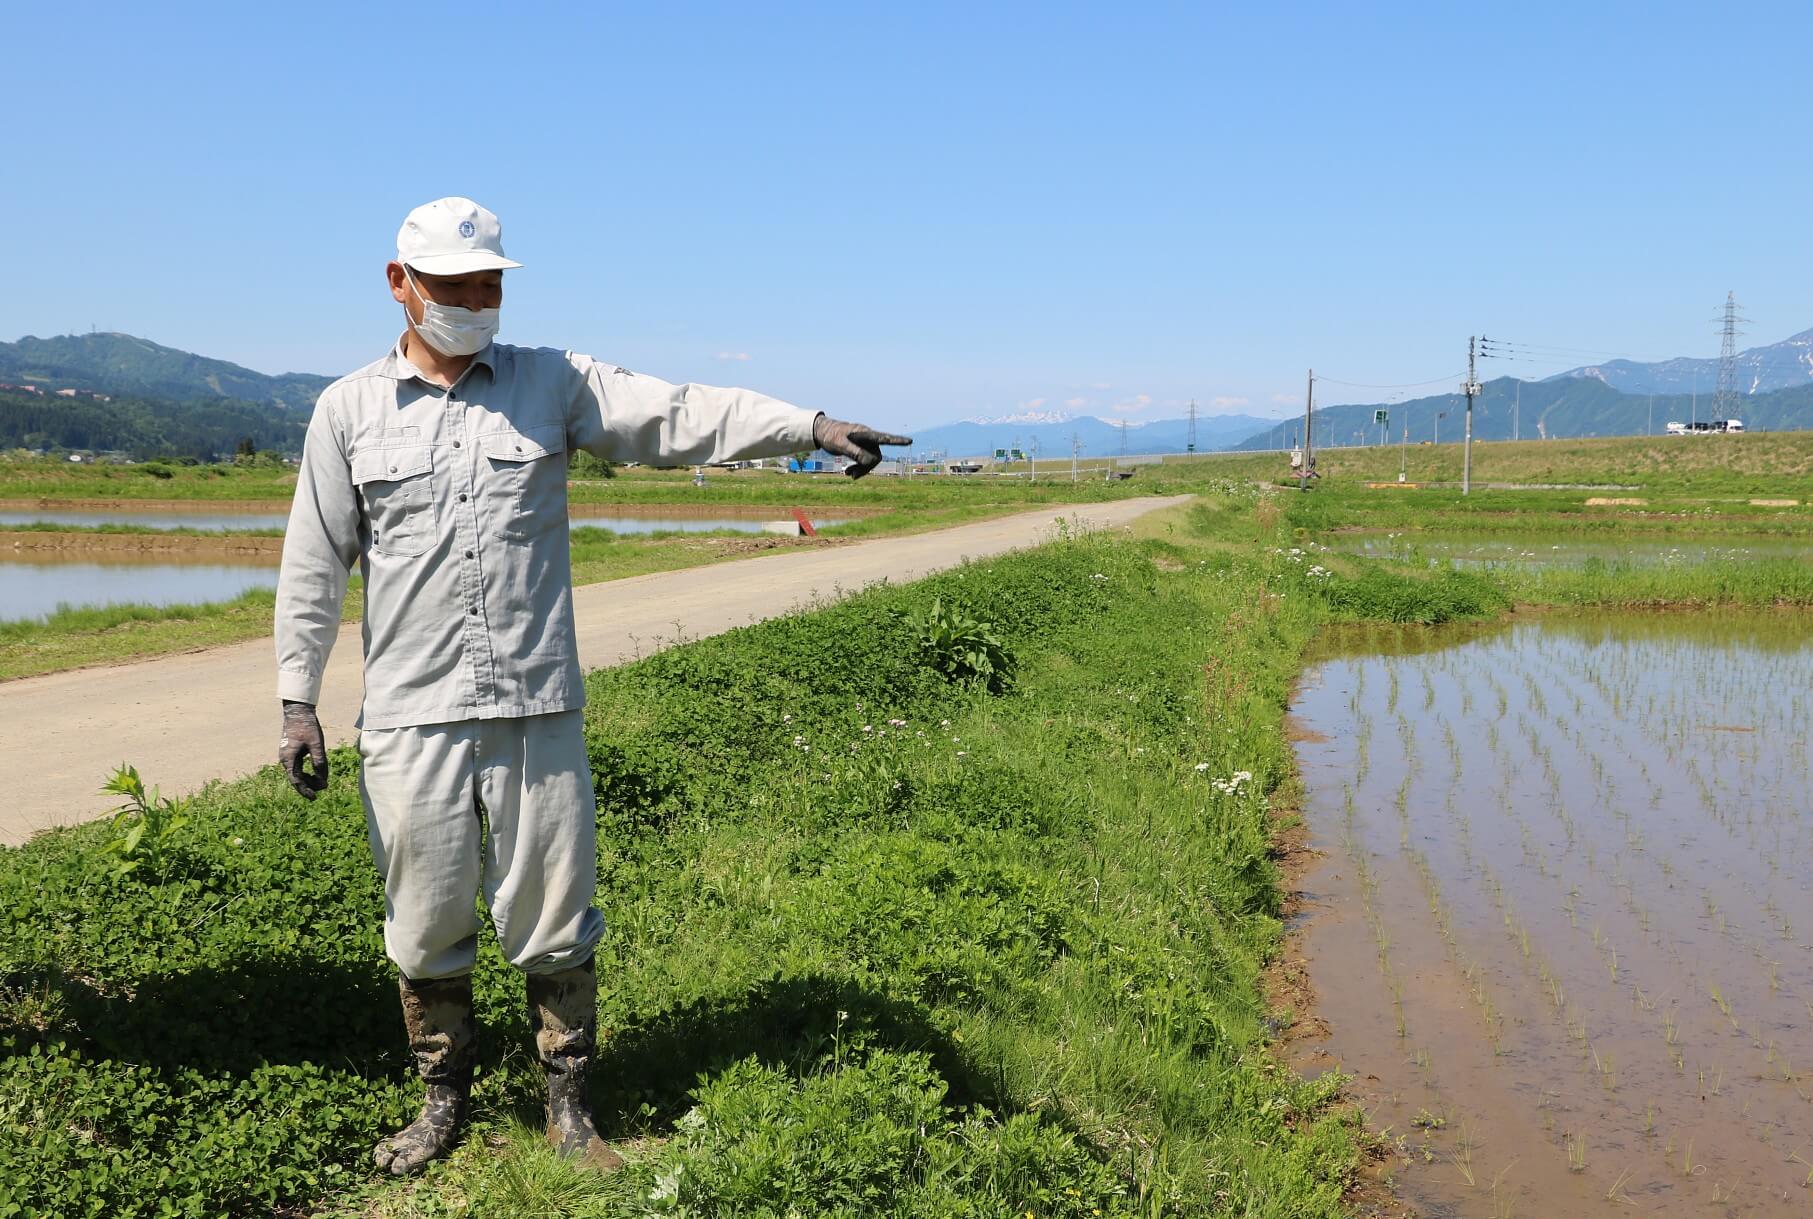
[373,974,476,1176]
[527,958,625,1172]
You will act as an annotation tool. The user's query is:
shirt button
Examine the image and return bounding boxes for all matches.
[389,464,398,473]
[468,606,477,615]
[464,549,474,558]
[458,493,468,502]
[453,440,461,449]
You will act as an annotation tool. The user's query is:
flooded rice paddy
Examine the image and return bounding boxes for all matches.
[1289,615,1813,1217]
[2,551,282,621]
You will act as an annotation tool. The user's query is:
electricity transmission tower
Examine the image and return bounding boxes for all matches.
[1186,399,1198,455]
[1714,291,1747,422]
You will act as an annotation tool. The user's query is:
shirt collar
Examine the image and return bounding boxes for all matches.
[383,333,497,388]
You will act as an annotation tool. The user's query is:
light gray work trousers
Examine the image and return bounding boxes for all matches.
[357,709,605,981]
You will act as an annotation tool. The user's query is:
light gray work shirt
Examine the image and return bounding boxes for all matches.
[275,339,819,729]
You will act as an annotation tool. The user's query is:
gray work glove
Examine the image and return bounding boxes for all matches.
[279,699,329,800]
[812,414,913,479]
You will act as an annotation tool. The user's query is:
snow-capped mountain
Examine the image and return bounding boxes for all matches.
[962,409,1077,426]
[1549,327,1813,397]
[909,412,1279,458]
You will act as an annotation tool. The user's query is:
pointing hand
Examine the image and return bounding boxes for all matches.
[812,415,914,479]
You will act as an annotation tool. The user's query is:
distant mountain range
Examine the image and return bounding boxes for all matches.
[0,332,332,410]
[1235,376,1813,451]
[907,412,1279,458]
[8,327,1813,461]
[1549,327,1813,396]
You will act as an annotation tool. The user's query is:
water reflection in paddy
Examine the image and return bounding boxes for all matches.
[1288,614,1813,1218]
[2,552,283,621]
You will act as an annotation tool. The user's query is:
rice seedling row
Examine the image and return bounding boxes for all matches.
[1288,613,1813,1215]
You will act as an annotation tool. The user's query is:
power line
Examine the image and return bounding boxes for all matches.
[1314,371,1467,391]
[1476,338,1676,362]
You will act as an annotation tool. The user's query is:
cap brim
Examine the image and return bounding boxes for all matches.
[402,251,523,274]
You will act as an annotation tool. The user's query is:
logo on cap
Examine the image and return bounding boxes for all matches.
[458,220,476,238]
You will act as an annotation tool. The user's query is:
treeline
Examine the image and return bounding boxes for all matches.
[0,390,306,461]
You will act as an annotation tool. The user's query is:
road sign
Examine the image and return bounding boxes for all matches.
[1374,409,1388,425]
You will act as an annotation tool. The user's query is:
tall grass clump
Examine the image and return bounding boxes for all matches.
[1302,564,1509,625]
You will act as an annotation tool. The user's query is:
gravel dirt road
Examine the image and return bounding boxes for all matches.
[0,496,1186,844]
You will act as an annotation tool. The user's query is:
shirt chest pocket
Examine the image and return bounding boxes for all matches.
[479,423,568,541]
[352,446,435,557]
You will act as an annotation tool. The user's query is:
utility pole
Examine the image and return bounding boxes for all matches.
[1070,431,1079,482]
[1029,435,1037,483]
[1647,394,1652,437]
[1399,412,1408,482]
[1298,368,1315,492]
[1462,337,1480,496]
[1513,382,1520,442]
[1691,369,1697,427]
[1186,398,1198,455]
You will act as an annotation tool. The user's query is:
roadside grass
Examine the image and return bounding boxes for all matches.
[2,498,1494,1218]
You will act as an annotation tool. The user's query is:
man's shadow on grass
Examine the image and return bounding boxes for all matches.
[4,956,406,1077]
[12,963,1023,1142]
[559,973,1014,1133]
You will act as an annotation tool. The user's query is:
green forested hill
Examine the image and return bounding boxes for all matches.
[1237,378,1813,450]
[0,333,331,410]
[0,390,305,460]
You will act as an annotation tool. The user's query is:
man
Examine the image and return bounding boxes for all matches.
[274,196,909,1175]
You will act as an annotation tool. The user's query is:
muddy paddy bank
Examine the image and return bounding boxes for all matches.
[1283,612,1813,1217]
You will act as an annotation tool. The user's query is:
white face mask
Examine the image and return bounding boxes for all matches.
[404,267,500,357]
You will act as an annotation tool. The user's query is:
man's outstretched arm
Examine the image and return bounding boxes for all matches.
[565,355,910,477]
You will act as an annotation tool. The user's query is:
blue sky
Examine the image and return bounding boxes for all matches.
[6,1,1811,430]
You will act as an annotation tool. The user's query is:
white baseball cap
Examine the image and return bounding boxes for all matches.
[396,196,523,274]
